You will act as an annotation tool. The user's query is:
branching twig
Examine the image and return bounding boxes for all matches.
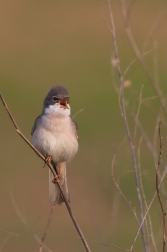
[133,120,167,252]
[119,0,167,115]
[130,159,167,252]
[124,48,156,76]
[156,121,166,252]
[0,93,92,252]
[107,1,148,251]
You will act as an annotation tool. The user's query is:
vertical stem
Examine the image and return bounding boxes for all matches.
[107,1,148,251]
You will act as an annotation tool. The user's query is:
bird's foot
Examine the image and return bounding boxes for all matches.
[43,155,52,168]
[52,174,60,184]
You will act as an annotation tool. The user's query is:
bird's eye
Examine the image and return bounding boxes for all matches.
[52,96,58,102]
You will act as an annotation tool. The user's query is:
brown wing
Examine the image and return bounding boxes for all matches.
[71,116,79,140]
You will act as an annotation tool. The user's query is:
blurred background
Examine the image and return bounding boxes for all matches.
[1,0,167,251]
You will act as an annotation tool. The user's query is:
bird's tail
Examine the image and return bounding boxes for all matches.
[49,162,69,205]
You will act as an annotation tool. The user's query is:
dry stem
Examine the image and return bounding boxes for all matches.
[119,0,167,115]
[108,1,148,251]
[137,136,158,252]
[156,121,166,252]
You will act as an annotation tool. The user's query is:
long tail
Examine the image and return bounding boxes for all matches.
[49,162,69,205]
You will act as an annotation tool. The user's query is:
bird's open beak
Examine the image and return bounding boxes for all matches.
[59,98,69,109]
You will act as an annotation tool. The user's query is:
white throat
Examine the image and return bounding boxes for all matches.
[44,103,71,117]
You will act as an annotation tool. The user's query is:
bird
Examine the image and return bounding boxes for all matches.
[31,85,78,205]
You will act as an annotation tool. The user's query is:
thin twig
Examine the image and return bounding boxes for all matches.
[85,239,130,251]
[153,109,167,197]
[73,108,84,118]
[39,206,54,252]
[0,93,92,252]
[134,117,166,173]
[107,1,148,251]
[132,119,166,252]
[0,234,12,252]
[156,121,166,252]
[142,11,166,54]
[137,136,150,252]
[119,0,167,115]
[134,114,167,199]
[153,40,159,87]
[129,159,167,252]
[137,136,157,252]
[135,84,161,252]
[134,85,144,140]
[111,137,139,224]
[153,110,162,167]
[124,48,156,76]
[10,188,52,252]
[0,229,19,237]
[117,170,134,185]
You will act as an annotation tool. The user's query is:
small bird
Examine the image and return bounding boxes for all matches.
[31,86,78,205]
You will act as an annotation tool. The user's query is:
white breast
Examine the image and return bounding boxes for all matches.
[32,114,78,163]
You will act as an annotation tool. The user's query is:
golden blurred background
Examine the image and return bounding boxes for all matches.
[1,1,167,251]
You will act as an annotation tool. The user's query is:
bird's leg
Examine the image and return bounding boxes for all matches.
[43,155,52,168]
[52,162,65,184]
[58,162,66,184]
[52,163,61,183]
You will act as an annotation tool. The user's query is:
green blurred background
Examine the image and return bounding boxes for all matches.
[1,0,167,251]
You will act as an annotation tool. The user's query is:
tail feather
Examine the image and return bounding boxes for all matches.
[49,162,69,205]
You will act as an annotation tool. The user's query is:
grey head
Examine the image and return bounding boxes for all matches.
[43,85,69,110]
